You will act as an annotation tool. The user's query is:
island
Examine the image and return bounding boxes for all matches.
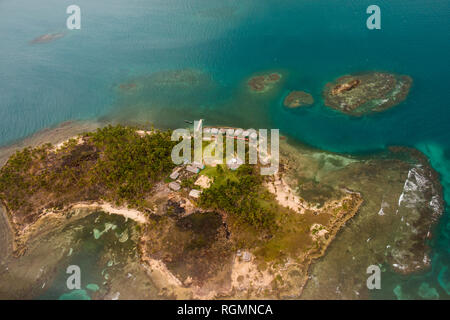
[283,91,314,108]
[322,72,413,116]
[0,124,443,299]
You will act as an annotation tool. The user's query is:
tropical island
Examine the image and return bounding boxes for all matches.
[322,72,413,116]
[0,124,443,299]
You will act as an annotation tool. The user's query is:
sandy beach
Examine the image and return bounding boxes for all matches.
[71,202,148,224]
[0,205,13,261]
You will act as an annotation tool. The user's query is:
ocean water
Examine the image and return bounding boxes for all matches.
[0,0,449,299]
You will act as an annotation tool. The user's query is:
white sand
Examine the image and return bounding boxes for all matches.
[136,130,153,137]
[72,202,148,224]
[51,136,84,153]
[265,173,307,214]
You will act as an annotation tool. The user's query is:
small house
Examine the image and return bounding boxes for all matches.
[189,189,202,199]
[169,182,181,191]
[169,168,180,180]
[186,165,200,174]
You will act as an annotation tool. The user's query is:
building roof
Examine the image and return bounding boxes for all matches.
[189,189,202,198]
[168,182,181,191]
[169,169,180,180]
[186,165,200,174]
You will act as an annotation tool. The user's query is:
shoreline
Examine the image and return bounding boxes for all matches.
[71,202,148,224]
[5,200,149,257]
[0,120,103,167]
[0,204,13,260]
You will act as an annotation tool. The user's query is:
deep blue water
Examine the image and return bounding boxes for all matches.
[0,0,449,299]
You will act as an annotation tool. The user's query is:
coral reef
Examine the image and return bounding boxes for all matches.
[283,91,314,108]
[247,73,282,93]
[323,72,412,116]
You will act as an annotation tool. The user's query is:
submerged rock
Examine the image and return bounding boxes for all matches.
[86,283,100,292]
[58,289,91,300]
[283,91,314,108]
[418,282,439,299]
[247,72,282,93]
[141,69,211,88]
[323,72,412,116]
[30,33,65,44]
[438,266,450,295]
[118,82,139,93]
[117,69,213,93]
[93,223,117,240]
[393,285,408,300]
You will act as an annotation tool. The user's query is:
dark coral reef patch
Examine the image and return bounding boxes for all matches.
[323,72,412,116]
[283,91,314,108]
[247,72,282,93]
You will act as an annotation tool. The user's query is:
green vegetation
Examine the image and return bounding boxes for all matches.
[0,125,176,218]
[198,164,275,230]
[87,125,176,206]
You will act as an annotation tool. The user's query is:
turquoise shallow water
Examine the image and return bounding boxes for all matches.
[0,0,449,299]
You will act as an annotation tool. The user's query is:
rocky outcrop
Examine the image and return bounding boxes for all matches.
[331,80,361,95]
